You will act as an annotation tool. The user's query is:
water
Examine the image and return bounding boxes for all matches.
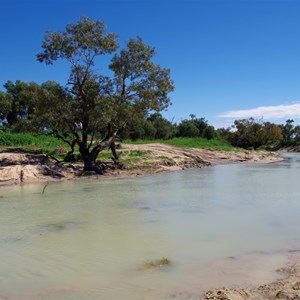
[1,153,300,299]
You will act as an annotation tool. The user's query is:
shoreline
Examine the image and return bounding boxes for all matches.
[203,252,300,300]
[0,143,284,187]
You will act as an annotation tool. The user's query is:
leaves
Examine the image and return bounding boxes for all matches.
[110,37,174,114]
[37,16,118,67]
[220,118,284,149]
[0,91,11,121]
[35,17,174,167]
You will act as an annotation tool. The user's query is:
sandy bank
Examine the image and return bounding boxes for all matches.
[203,253,300,300]
[0,143,283,186]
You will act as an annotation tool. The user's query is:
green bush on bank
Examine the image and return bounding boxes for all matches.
[0,131,66,154]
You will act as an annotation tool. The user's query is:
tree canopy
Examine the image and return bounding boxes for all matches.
[35,16,174,173]
[217,118,284,150]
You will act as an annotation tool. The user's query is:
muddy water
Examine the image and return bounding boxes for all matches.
[1,153,300,299]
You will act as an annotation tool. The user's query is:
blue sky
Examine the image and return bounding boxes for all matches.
[1,0,300,128]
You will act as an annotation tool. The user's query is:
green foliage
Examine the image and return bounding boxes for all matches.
[203,125,215,140]
[110,37,174,113]
[97,150,114,160]
[143,121,157,139]
[279,119,295,142]
[147,113,176,139]
[0,132,66,154]
[177,120,200,137]
[127,150,150,157]
[9,119,36,133]
[177,116,215,139]
[0,80,39,130]
[37,16,118,66]
[119,150,151,165]
[120,113,176,140]
[33,81,74,132]
[218,118,284,150]
[126,137,235,151]
[163,137,234,150]
[36,16,174,171]
[98,149,150,162]
[0,91,11,122]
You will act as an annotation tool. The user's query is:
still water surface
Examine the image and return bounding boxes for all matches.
[1,153,300,299]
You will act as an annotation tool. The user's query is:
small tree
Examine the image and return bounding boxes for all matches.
[279,119,295,143]
[36,17,174,173]
[177,120,200,137]
[227,118,283,149]
[0,91,10,125]
[203,125,215,140]
[0,80,38,131]
[147,113,175,139]
[177,115,211,138]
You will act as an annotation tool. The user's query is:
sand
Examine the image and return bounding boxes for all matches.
[0,143,283,186]
[203,253,300,299]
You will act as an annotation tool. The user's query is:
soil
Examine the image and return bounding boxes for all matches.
[203,253,300,300]
[0,143,282,186]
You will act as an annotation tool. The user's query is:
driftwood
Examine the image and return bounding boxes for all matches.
[42,183,48,194]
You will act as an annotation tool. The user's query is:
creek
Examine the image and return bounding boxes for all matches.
[1,153,300,299]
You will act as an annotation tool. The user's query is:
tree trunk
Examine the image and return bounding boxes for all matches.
[64,140,77,162]
[83,129,118,174]
[109,141,124,168]
[83,156,105,174]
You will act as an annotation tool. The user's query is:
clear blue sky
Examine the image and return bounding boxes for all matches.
[1,0,300,128]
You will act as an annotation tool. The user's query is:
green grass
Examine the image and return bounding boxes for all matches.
[0,132,67,154]
[98,149,150,162]
[164,137,235,150]
[97,150,114,160]
[124,139,157,145]
[126,137,236,151]
[127,150,151,157]
[0,132,237,162]
[120,150,151,165]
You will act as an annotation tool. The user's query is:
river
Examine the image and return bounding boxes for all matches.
[0,153,300,299]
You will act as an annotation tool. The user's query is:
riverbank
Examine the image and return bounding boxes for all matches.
[0,143,283,186]
[203,252,300,300]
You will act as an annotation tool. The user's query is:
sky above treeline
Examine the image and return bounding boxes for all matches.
[1,0,300,128]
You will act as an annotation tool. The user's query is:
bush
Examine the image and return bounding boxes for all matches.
[203,125,215,140]
[0,131,67,154]
[177,121,200,137]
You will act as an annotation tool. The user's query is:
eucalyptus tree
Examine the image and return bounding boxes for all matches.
[36,16,174,173]
[0,80,39,131]
[225,118,283,149]
[0,91,10,124]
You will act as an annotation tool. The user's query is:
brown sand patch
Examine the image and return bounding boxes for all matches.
[0,144,283,186]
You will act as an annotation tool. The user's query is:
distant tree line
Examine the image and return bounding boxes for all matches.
[1,79,299,151]
[217,118,300,150]
[0,80,215,140]
[120,113,216,140]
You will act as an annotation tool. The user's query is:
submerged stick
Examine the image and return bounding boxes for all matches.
[42,183,48,194]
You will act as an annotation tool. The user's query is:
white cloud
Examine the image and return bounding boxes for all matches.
[218,103,300,120]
